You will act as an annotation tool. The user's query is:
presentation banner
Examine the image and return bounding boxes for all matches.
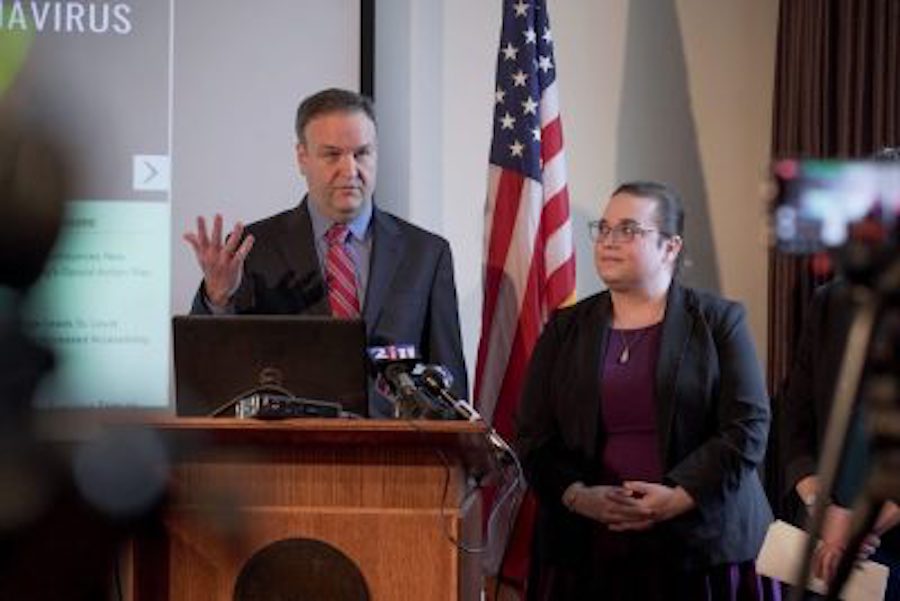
[27,201,170,407]
[12,0,172,408]
[6,0,361,409]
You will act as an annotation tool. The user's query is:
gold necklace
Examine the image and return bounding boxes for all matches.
[617,328,649,364]
[612,299,666,364]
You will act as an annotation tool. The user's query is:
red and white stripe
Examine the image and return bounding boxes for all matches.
[325,224,361,319]
[475,79,576,438]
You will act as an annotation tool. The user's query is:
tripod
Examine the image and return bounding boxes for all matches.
[790,255,900,601]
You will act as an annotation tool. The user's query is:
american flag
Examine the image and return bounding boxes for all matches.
[475,0,575,441]
[475,0,575,591]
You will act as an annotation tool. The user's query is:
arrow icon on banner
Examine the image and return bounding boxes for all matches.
[141,160,159,185]
[132,155,170,192]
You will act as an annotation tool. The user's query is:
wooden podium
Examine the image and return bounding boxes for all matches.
[131,418,493,601]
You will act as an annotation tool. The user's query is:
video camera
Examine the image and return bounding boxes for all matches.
[771,155,900,601]
[771,157,900,287]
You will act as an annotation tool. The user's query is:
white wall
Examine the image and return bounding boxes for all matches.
[675,0,778,358]
[376,0,778,388]
[171,0,361,313]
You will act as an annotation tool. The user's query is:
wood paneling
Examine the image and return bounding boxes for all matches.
[131,418,490,601]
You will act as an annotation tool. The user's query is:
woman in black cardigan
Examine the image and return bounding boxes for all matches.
[516,181,779,600]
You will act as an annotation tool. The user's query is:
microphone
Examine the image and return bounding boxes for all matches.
[414,364,515,462]
[412,363,455,390]
[366,344,445,419]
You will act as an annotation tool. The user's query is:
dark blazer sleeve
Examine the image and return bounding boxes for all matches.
[189,205,329,317]
[425,239,468,399]
[189,274,246,315]
[190,286,213,315]
[516,311,587,506]
[664,301,771,506]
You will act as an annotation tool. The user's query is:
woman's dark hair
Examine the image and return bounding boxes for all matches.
[612,180,684,238]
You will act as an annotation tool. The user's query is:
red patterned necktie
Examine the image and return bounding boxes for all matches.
[324,224,361,319]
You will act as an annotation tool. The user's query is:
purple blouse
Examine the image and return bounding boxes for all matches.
[599,322,664,483]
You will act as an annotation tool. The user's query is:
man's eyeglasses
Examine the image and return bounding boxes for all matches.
[587,221,658,243]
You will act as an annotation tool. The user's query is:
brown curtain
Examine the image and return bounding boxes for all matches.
[767,0,900,510]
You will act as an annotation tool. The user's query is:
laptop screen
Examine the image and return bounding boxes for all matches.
[172,315,368,417]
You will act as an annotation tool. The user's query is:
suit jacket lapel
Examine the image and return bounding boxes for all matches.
[282,199,330,316]
[363,207,402,336]
[575,294,611,456]
[655,283,694,462]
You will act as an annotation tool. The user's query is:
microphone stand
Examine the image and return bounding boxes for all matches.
[418,371,515,464]
[382,364,422,419]
[824,290,900,600]
[417,369,527,574]
[788,285,880,601]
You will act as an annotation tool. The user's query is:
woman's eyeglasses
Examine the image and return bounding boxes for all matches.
[587,221,658,243]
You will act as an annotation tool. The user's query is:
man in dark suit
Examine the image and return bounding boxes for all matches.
[183,88,467,417]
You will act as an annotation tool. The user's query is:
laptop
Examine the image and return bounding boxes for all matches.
[172,315,368,417]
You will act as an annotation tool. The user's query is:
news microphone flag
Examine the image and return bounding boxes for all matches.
[475,0,576,594]
[366,344,419,363]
